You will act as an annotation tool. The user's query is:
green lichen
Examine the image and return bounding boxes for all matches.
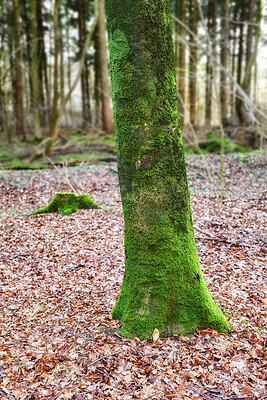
[105,0,231,339]
[31,192,99,216]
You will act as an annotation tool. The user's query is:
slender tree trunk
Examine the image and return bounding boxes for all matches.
[236,0,261,145]
[36,0,46,125]
[230,3,238,118]
[178,0,186,127]
[0,22,7,135]
[220,0,229,126]
[64,5,72,130]
[77,0,91,128]
[47,0,61,155]
[13,0,26,140]
[105,0,231,339]
[98,0,113,132]
[245,0,255,98]
[21,0,33,112]
[205,0,215,128]
[36,0,50,126]
[8,31,15,141]
[189,0,198,128]
[94,29,102,127]
[30,0,42,140]
[236,8,245,129]
[59,31,65,105]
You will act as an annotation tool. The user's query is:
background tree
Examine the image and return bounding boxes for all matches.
[12,0,26,141]
[97,0,114,132]
[220,0,229,126]
[178,0,186,127]
[188,0,198,128]
[30,0,42,140]
[104,0,231,338]
[0,0,265,154]
[205,0,215,128]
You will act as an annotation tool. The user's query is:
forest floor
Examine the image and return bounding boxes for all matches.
[0,153,266,400]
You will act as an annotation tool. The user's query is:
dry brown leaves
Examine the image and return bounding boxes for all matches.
[0,154,266,400]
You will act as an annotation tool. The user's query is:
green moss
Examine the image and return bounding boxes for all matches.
[2,163,50,170]
[200,133,250,154]
[31,192,99,216]
[105,0,231,339]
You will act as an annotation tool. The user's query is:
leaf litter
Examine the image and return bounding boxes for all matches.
[0,154,266,400]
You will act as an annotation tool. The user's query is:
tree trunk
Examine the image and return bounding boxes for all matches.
[236,0,261,146]
[230,2,238,117]
[36,0,46,125]
[77,0,91,128]
[30,0,42,140]
[105,0,231,339]
[205,0,215,128]
[189,0,198,128]
[47,0,61,155]
[36,0,50,125]
[220,0,229,125]
[178,0,186,128]
[98,0,114,132]
[13,0,26,141]
[94,29,102,127]
[21,0,33,113]
[236,7,245,129]
[245,0,255,98]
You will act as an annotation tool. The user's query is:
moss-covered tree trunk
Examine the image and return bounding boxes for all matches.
[105,0,231,339]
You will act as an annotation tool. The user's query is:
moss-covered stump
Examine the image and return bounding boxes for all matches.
[31,192,99,216]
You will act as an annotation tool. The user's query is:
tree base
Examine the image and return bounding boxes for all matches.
[31,192,99,216]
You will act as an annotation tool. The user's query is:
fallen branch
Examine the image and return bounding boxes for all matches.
[193,226,252,247]
[46,350,120,400]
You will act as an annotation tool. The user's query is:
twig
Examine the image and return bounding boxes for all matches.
[194,225,215,238]
[87,350,120,368]
[195,236,252,248]
[193,226,253,247]
[45,350,120,400]
[73,316,81,339]
[219,397,254,400]
[191,387,214,400]
[66,227,90,239]
[192,384,256,400]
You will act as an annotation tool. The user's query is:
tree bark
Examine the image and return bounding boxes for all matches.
[236,0,261,145]
[13,0,26,141]
[36,0,50,125]
[220,0,229,125]
[77,0,91,128]
[94,29,102,127]
[205,0,215,128]
[230,1,238,117]
[105,0,231,339]
[245,0,255,98]
[98,0,114,132]
[189,0,198,128]
[30,0,42,140]
[178,0,186,128]
[236,7,245,129]
[47,0,61,155]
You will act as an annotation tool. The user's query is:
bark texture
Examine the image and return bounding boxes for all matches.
[105,0,231,339]
[220,0,229,125]
[178,0,186,127]
[13,0,26,140]
[188,0,198,128]
[98,0,114,132]
[30,0,42,139]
